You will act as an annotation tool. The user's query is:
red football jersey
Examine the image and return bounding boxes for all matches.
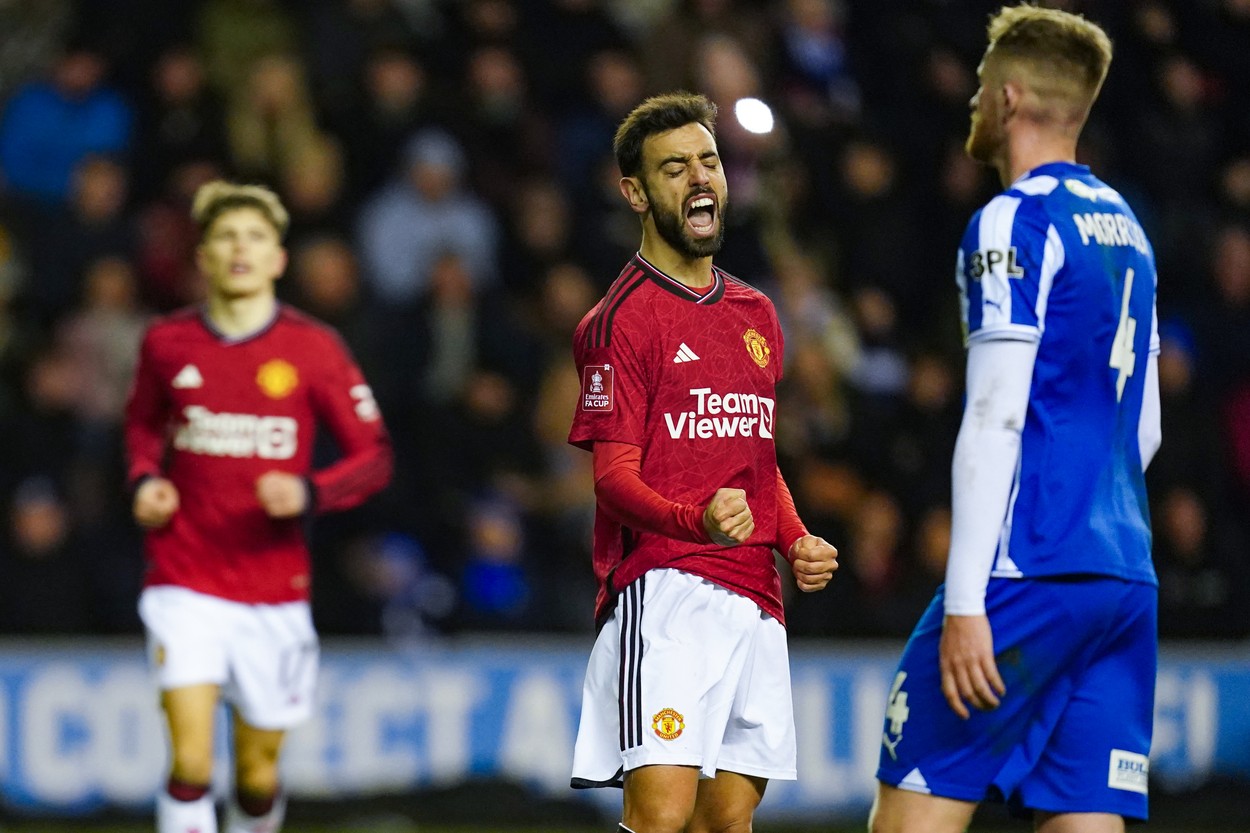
[569,254,787,625]
[124,305,392,604]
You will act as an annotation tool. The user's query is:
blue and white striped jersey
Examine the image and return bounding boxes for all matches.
[956,161,1159,584]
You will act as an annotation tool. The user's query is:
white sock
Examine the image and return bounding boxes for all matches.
[223,791,286,833]
[157,790,217,833]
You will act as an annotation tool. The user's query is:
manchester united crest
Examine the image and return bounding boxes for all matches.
[257,359,299,399]
[652,707,685,741]
[742,328,770,368]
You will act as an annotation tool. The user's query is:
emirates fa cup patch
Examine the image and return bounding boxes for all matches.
[582,364,614,411]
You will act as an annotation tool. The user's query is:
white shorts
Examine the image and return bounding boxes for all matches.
[139,585,319,730]
[571,568,796,787]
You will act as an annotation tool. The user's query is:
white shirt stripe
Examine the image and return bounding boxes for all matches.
[977,195,1021,330]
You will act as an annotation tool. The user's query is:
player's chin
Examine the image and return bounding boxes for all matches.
[682,225,723,257]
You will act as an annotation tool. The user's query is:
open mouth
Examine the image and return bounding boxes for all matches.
[685,194,717,238]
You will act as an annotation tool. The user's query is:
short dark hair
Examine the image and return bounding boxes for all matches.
[613,92,718,178]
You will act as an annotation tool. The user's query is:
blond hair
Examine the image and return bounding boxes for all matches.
[985,4,1112,121]
[191,180,290,239]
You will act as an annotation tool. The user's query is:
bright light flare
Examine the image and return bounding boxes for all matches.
[733,97,775,135]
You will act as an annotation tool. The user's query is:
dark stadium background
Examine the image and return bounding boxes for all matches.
[0,0,1247,830]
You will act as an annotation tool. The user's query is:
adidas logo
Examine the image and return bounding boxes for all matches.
[172,364,203,389]
[672,343,701,363]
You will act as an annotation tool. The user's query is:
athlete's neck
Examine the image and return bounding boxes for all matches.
[638,238,714,289]
[997,132,1078,189]
[206,293,277,337]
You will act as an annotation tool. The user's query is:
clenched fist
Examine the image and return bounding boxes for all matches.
[703,487,754,546]
[133,477,180,529]
[788,534,838,592]
[256,471,309,519]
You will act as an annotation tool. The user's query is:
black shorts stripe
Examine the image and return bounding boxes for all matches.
[617,576,644,752]
[589,267,645,349]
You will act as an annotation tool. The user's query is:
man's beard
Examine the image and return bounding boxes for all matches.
[645,185,726,259]
[965,113,997,165]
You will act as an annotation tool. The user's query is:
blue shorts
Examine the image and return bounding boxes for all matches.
[876,576,1156,820]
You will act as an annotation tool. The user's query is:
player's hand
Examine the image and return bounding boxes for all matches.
[256,471,309,519]
[703,487,754,546]
[133,477,180,528]
[939,614,1007,719]
[789,535,838,592]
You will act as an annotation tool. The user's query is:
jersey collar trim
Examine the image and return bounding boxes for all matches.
[1014,161,1089,187]
[198,303,281,345]
[633,254,725,304]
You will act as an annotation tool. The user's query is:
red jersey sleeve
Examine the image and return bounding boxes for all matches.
[775,466,808,560]
[123,327,172,488]
[568,297,651,451]
[305,332,393,513]
[593,440,709,543]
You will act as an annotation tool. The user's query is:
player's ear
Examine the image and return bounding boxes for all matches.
[1001,80,1021,120]
[619,176,649,215]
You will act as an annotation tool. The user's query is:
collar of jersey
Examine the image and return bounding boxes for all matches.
[1013,160,1090,188]
[632,253,725,304]
[198,302,282,345]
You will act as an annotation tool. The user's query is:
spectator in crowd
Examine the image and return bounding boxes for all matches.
[196,0,298,96]
[555,47,645,192]
[517,0,628,115]
[1154,484,1250,639]
[300,0,424,122]
[131,44,228,204]
[332,45,439,208]
[356,127,499,307]
[134,158,222,312]
[1132,53,1225,291]
[499,176,576,294]
[0,0,74,104]
[0,39,132,205]
[0,202,37,418]
[0,476,94,634]
[22,154,136,328]
[54,254,149,443]
[640,0,771,97]
[1192,222,1250,395]
[280,136,352,247]
[454,43,555,215]
[225,53,326,185]
[772,0,860,127]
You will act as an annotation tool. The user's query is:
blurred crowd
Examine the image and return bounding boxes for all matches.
[0,0,1247,642]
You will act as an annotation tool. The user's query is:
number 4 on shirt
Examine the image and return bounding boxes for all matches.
[1110,268,1137,402]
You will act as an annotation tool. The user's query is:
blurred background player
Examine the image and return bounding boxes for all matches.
[123,181,393,833]
[566,92,839,833]
[872,6,1161,833]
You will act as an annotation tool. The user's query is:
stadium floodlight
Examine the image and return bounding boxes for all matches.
[734,97,774,135]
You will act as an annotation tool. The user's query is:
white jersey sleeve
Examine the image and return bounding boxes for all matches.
[944,338,1038,615]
